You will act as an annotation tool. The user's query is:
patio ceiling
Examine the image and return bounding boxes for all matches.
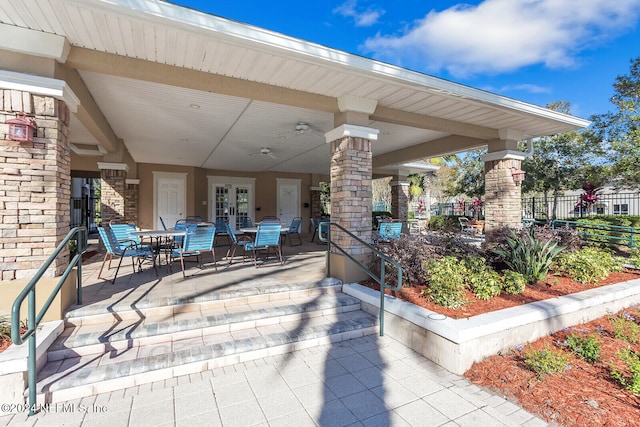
[0,0,591,175]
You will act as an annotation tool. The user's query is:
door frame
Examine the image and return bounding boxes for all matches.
[207,175,256,228]
[276,178,301,226]
[153,171,187,229]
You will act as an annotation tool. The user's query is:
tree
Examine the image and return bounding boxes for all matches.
[447,149,485,199]
[522,101,605,219]
[590,57,640,188]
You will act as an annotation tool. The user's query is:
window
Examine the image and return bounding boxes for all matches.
[614,204,629,215]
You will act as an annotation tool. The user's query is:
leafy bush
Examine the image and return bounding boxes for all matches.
[611,311,640,344]
[500,270,527,295]
[574,215,640,248]
[555,247,623,284]
[566,333,601,363]
[464,257,502,301]
[630,249,640,269]
[492,229,565,284]
[427,215,461,232]
[0,317,10,341]
[611,348,640,395]
[373,234,436,286]
[531,223,583,253]
[524,345,570,380]
[422,256,467,308]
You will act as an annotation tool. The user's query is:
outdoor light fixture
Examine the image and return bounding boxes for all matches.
[511,168,526,186]
[7,113,36,143]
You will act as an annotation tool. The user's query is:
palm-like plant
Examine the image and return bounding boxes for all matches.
[492,229,565,284]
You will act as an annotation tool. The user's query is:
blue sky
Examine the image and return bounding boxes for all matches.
[170,0,640,121]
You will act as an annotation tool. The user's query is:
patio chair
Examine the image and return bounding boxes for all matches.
[458,217,476,234]
[97,225,154,284]
[260,216,280,222]
[170,223,217,278]
[225,221,252,263]
[109,222,151,253]
[214,218,232,246]
[240,216,254,228]
[377,221,402,243]
[245,221,284,267]
[281,217,302,246]
[311,218,330,243]
[186,216,203,223]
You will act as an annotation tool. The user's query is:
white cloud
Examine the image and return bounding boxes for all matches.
[334,0,385,27]
[363,0,640,77]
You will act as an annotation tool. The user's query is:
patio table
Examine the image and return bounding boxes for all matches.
[132,229,186,271]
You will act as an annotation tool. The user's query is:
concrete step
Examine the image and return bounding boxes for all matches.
[34,280,377,404]
[48,293,364,360]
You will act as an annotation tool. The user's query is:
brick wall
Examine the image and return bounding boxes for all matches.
[100,169,126,224]
[125,182,138,224]
[329,136,372,255]
[0,90,71,280]
[391,182,409,222]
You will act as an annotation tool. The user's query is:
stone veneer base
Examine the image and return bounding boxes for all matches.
[343,278,640,375]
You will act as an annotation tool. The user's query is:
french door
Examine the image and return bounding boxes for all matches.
[208,177,255,231]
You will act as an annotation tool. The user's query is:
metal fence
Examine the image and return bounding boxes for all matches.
[70,197,100,233]
[522,192,640,219]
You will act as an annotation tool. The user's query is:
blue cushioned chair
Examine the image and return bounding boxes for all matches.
[225,221,252,264]
[170,223,217,278]
[377,221,403,243]
[97,225,154,284]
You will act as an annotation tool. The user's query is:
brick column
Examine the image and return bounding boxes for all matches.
[390,180,410,223]
[125,179,139,224]
[98,163,128,224]
[330,135,373,255]
[0,90,71,279]
[484,156,524,241]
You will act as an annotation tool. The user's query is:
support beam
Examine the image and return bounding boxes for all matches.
[373,135,486,169]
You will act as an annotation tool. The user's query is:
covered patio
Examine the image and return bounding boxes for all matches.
[0,0,591,287]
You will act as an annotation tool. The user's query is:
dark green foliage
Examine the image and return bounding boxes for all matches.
[427,215,462,232]
[555,247,624,284]
[611,349,640,395]
[492,229,565,284]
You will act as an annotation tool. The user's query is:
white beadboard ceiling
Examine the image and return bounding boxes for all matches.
[0,0,590,174]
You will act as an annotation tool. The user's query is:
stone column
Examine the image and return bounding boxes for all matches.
[0,90,71,279]
[390,179,410,223]
[325,124,378,282]
[98,162,128,224]
[483,154,525,242]
[125,179,139,224]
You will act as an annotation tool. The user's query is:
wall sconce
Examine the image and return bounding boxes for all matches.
[7,113,36,143]
[511,168,526,186]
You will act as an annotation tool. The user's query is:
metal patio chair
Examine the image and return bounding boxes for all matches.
[281,216,302,246]
[245,221,284,267]
[97,225,154,284]
[170,223,217,278]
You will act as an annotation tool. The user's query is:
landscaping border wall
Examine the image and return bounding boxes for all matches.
[343,278,640,374]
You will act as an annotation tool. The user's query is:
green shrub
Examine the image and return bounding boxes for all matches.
[524,345,570,380]
[464,257,502,301]
[492,229,565,284]
[0,317,10,341]
[611,348,640,395]
[566,333,601,363]
[422,256,467,308]
[555,247,624,284]
[631,249,640,269]
[611,311,640,344]
[428,215,461,232]
[574,215,640,247]
[500,270,527,294]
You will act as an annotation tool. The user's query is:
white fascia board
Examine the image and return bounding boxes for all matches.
[86,0,590,128]
[0,70,80,113]
[481,150,526,162]
[325,124,379,143]
[0,23,71,62]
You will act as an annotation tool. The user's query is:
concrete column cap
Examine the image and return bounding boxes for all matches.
[482,150,526,162]
[390,181,410,187]
[325,124,379,143]
[97,162,129,172]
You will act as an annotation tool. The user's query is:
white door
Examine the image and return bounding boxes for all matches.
[155,173,187,229]
[277,178,300,228]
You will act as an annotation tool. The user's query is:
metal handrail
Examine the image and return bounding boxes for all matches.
[11,226,87,415]
[318,222,403,336]
[552,219,639,248]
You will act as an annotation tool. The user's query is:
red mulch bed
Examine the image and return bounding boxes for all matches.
[361,269,640,426]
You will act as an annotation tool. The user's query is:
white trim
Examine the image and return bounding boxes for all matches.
[481,150,526,162]
[97,162,129,172]
[390,181,410,187]
[0,23,70,62]
[70,144,105,156]
[309,186,322,191]
[126,179,140,185]
[0,70,80,113]
[337,95,378,114]
[325,124,379,143]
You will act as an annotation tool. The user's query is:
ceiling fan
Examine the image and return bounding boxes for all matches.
[250,147,277,159]
[277,121,324,140]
